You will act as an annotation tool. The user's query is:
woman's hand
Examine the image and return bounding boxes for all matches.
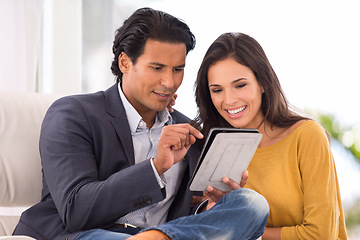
[167,94,177,113]
[205,170,248,210]
[261,227,281,240]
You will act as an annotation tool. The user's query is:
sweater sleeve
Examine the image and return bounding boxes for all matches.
[281,121,343,239]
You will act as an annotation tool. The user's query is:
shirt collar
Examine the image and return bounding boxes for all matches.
[118,83,172,133]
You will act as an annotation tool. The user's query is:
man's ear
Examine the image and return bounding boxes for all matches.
[118,52,131,73]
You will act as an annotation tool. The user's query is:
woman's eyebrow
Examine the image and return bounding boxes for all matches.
[209,78,247,87]
[232,78,247,84]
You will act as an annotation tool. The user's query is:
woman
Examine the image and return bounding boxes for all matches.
[194,32,347,239]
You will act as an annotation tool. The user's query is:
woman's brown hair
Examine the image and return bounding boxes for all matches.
[194,33,307,139]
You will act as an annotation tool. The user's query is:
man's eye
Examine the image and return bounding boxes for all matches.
[174,67,184,72]
[152,66,162,70]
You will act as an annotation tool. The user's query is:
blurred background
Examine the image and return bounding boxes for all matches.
[1,0,359,238]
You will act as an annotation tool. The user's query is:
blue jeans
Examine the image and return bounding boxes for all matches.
[75,188,269,240]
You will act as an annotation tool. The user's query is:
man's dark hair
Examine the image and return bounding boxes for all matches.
[111,7,196,83]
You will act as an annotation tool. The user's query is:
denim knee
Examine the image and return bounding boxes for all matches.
[226,188,269,220]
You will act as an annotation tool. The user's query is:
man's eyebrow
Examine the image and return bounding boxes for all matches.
[149,62,166,67]
[149,62,185,68]
[175,64,186,68]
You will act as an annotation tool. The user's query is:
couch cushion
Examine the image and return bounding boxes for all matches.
[0,215,21,236]
[0,92,60,207]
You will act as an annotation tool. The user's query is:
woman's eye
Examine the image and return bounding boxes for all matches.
[236,84,246,88]
[211,89,222,93]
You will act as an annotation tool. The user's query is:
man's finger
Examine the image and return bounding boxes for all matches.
[163,124,203,140]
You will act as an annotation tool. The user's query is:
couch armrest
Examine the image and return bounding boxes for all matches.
[0,236,36,240]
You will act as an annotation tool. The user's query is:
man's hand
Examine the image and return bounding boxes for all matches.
[153,123,203,175]
[205,170,248,210]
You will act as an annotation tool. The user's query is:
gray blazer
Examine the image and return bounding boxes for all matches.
[13,84,201,240]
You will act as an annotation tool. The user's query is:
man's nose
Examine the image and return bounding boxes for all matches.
[160,71,175,89]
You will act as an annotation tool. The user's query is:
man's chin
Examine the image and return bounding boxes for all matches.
[150,103,168,112]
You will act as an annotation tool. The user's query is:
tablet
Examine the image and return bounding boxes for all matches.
[189,128,262,191]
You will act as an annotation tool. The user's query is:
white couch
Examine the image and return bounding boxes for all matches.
[0,92,60,239]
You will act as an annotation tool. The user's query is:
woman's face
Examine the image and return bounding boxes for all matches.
[208,57,264,129]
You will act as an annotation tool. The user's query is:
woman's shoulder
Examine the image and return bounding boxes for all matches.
[295,120,326,134]
[259,120,328,148]
[292,120,330,143]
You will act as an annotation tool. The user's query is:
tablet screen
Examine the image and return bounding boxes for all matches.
[189,128,262,191]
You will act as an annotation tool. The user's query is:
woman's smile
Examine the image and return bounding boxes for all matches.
[225,106,247,118]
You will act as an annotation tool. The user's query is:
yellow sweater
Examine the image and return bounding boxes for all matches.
[245,120,347,239]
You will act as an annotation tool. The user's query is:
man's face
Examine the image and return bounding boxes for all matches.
[120,39,187,121]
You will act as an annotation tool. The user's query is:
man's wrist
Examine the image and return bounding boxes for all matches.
[150,157,167,188]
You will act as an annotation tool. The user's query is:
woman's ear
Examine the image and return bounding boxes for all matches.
[118,52,131,73]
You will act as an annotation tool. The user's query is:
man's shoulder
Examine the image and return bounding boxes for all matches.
[46,91,108,119]
[171,109,191,124]
[55,88,113,108]
[59,90,105,102]
[54,84,118,106]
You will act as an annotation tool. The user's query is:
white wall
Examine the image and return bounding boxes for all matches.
[39,0,82,95]
[0,0,43,92]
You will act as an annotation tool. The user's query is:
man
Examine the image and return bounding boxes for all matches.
[13,8,268,240]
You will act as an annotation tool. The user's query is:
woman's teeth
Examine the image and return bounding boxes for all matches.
[227,106,246,115]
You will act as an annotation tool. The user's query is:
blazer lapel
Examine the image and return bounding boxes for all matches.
[104,84,135,165]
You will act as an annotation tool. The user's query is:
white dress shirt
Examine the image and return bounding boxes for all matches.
[116,83,186,228]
